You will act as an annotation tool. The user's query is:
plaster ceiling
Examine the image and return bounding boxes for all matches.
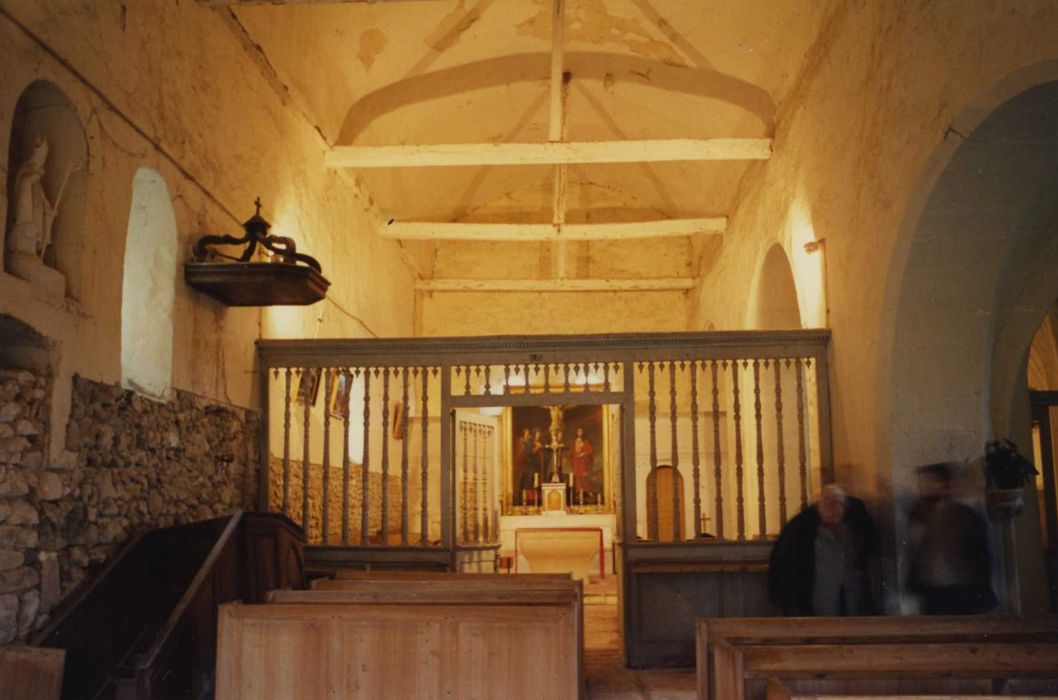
[228,0,835,277]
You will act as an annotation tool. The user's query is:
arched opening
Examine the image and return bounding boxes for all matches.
[121,168,178,399]
[1028,307,1058,392]
[0,314,51,372]
[4,80,88,301]
[1026,305,1058,610]
[748,244,802,330]
[885,75,1058,613]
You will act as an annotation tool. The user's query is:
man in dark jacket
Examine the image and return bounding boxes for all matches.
[767,484,879,616]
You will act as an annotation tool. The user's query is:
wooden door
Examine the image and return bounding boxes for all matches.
[646,465,685,543]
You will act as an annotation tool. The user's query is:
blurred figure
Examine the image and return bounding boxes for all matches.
[906,463,996,614]
[768,484,879,616]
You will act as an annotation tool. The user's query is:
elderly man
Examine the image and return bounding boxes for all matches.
[767,484,879,616]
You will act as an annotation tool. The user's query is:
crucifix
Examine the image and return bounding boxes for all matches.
[544,404,569,483]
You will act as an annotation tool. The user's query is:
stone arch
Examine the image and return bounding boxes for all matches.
[1027,307,1058,391]
[4,80,88,301]
[883,67,1058,613]
[120,168,178,399]
[747,244,802,330]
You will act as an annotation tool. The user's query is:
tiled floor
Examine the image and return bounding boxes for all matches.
[584,603,696,700]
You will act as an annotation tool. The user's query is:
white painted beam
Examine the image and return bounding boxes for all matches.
[416,278,695,293]
[382,217,726,241]
[326,138,772,169]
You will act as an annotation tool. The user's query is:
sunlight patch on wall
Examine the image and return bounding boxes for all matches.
[786,192,826,328]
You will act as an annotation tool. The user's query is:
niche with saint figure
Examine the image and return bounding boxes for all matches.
[4,80,88,302]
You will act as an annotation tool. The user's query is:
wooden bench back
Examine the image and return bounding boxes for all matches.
[333,570,570,581]
[217,599,581,699]
[312,576,580,593]
[272,587,581,606]
[704,615,1058,644]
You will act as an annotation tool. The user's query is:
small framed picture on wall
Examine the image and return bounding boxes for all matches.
[329,370,352,420]
[296,368,321,406]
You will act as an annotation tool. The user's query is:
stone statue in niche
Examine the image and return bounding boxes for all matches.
[5,136,77,300]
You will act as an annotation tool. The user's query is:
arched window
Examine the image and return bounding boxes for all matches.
[121,168,177,398]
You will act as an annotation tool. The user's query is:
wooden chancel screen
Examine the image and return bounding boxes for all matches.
[256,331,832,664]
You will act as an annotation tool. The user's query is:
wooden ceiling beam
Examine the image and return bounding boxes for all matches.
[382,217,726,241]
[416,278,695,293]
[326,138,772,169]
[202,1,450,6]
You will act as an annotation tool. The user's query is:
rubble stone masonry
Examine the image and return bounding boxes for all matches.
[0,371,258,643]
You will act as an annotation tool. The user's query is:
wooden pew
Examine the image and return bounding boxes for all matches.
[697,616,1058,700]
[219,577,583,699]
[765,677,1058,700]
[766,685,1057,700]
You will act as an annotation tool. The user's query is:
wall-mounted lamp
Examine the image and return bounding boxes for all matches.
[802,239,828,325]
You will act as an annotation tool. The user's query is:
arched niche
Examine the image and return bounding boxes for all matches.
[0,314,51,372]
[4,80,88,301]
[121,168,178,399]
[748,244,803,330]
[885,75,1058,613]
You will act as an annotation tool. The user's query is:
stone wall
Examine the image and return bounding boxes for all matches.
[0,369,50,645]
[0,373,258,644]
[269,457,416,545]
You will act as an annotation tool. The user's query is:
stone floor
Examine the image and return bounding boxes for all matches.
[584,603,696,700]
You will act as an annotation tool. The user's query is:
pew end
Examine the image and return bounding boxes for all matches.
[0,647,65,700]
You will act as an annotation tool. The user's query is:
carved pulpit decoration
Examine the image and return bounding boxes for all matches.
[184,198,330,306]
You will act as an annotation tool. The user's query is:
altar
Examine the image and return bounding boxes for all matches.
[499,513,615,580]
